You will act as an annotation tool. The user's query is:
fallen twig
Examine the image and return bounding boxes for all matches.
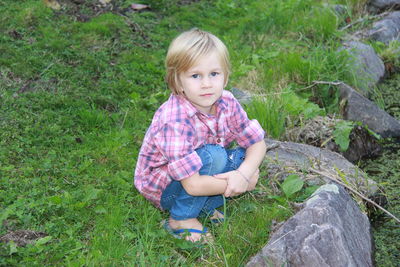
[309,168,400,224]
[340,11,390,31]
[300,80,344,91]
[268,230,293,247]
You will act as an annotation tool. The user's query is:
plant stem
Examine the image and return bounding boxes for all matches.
[309,168,400,224]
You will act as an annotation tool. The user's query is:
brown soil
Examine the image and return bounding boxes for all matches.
[0,230,48,247]
[284,116,382,163]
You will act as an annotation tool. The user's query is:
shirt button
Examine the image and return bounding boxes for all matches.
[217,138,221,143]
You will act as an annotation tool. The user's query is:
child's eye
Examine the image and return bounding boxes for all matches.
[191,74,200,79]
[210,72,219,77]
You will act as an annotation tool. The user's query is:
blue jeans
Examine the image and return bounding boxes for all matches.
[160,144,245,220]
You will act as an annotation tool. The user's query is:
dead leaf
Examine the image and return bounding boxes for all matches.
[43,0,61,10]
[131,3,149,10]
[99,0,112,5]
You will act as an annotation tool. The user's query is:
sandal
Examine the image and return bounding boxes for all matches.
[162,219,210,241]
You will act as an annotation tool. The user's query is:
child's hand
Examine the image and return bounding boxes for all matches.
[214,170,250,197]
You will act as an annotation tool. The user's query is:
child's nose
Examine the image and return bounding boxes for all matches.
[201,77,211,87]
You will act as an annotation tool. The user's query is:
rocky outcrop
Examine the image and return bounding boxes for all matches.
[339,82,400,138]
[367,11,400,44]
[246,184,373,267]
[340,41,385,95]
[368,0,400,13]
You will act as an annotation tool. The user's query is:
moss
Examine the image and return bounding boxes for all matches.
[362,73,400,266]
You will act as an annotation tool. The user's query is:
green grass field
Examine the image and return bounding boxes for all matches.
[0,0,398,265]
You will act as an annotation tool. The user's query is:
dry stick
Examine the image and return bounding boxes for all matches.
[339,11,390,31]
[300,80,344,90]
[120,108,129,129]
[268,230,293,247]
[310,168,400,224]
[255,80,344,98]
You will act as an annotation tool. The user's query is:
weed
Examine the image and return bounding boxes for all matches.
[333,120,355,151]
[245,87,324,139]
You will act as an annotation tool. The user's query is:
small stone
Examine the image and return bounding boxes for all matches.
[367,11,400,44]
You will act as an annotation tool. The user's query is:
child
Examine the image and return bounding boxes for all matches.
[134,28,266,243]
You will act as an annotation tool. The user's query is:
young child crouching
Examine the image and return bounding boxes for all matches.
[134,28,267,243]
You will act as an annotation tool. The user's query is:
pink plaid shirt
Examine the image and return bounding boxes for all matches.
[134,90,265,208]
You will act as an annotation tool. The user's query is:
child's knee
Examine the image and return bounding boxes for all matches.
[195,144,228,175]
[225,147,246,171]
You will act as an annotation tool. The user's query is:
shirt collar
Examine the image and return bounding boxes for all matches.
[174,92,228,118]
[174,94,198,117]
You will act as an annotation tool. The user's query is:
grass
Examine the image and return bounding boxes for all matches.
[0,0,398,265]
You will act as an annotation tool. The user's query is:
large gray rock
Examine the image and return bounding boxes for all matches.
[263,138,378,196]
[231,87,253,105]
[246,184,373,267]
[340,41,385,95]
[367,11,400,44]
[339,83,400,138]
[368,0,400,13]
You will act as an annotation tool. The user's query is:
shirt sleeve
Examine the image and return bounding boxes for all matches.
[153,122,202,181]
[228,95,265,148]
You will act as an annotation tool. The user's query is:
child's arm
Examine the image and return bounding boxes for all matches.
[214,140,267,197]
[181,140,266,197]
[180,173,228,196]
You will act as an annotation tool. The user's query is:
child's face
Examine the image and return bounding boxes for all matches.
[179,51,226,115]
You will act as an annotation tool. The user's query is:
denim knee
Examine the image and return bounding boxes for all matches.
[195,144,228,176]
[223,147,246,173]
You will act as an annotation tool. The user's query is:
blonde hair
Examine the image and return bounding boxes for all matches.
[165,28,230,94]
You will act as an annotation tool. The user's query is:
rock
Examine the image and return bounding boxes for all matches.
[323,4,348,16]
[339,83,400,138]
[368,0,400,13]
[263,138,379,196]
[340,41,385,95]
[231,87,253,105]
[367,11,400,44]
[246,184,373,267]
[338,124,382,162]
[332,4,347,16]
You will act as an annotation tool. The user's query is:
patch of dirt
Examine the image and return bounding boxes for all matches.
[93,96,119,112]
[0,68,59,96]
[178,0,202,5]
[284,116,382,163]
[0,230,48,247]
[51,0,151,21]
[8,30,23,40]
[12,77,59,97]
[46,0,152,46]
